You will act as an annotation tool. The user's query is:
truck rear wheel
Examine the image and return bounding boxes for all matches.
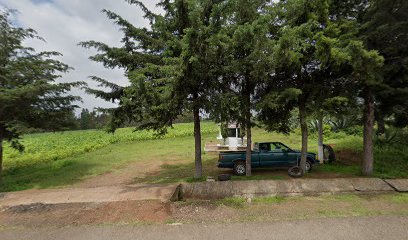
[306,159,313,172]
[233,161,246,176]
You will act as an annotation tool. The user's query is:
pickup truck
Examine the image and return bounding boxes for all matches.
[218,142,319,176]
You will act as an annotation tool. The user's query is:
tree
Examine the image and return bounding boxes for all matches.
[79,109,92,130]
[216,0,272,176]
[0,11,83,183]
[263,0,343,173]
[259,0,382,175]
[360,0,408,132]
[81,0,224,179]
[175,0,226,178]
[330,0,385,175]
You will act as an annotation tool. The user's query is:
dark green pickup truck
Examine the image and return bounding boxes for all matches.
[218,142,319,175]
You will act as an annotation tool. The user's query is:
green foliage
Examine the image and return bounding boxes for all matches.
[213,0,273,127]
[0,11,83,144]
[78,108,111,130]
[360,0,408,128]
[2,123,407,191]
[3,122,218,171]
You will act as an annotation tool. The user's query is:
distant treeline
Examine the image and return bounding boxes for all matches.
[72,109,196,131]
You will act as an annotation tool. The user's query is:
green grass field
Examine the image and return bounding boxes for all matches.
[3,122,218,170]
[1,122,407,192]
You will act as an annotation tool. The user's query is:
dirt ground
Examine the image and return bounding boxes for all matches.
[0,201,170,227]
[1,193,407,228]
[0,149,379,228]
[74,160,165,188]
[73,148,360,188]
[336,150,363,165]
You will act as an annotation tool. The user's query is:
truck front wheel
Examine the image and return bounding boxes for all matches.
[233,161,246,176]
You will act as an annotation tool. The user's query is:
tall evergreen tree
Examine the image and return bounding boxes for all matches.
[360,0,408,131]
[175,0,225,178]
[81,0,224,178]
[218,0,272,176]
[259,0,382,174]
[0,11,83,183]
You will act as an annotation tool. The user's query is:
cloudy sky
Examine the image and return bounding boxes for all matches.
[0,0,160,113]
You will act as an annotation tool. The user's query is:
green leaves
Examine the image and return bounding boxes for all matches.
[0,11,83,147]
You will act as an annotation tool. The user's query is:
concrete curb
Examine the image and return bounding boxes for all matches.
[177,178,406,200]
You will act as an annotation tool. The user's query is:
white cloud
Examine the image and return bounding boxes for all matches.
[0,0,161,113]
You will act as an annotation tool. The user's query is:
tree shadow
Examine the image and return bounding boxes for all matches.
[1,160,102,192]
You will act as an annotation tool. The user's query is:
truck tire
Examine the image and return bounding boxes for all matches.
[297,158,313,172]
[288,166,304,178]
[233,161,246,176]
[306,159,313,172]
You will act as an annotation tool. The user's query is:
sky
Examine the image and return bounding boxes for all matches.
[0,0,160,113]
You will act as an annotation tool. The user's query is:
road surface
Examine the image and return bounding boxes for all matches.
[1,216,407,240]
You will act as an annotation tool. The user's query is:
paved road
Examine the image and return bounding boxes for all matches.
[1,216,407,240]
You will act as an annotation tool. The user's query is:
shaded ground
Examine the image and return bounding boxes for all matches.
[65,149,364,187]
[75,160,165,188]
[132,151,361,184]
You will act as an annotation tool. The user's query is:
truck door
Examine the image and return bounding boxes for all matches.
[258,143,275,167]
[274,142,295,167]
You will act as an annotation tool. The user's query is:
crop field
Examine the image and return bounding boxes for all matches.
[3,122,218,170]
[1,122,407,192]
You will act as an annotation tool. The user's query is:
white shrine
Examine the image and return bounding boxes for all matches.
[205,122,247,152]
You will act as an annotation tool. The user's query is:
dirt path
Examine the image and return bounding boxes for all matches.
[73,160,164,188]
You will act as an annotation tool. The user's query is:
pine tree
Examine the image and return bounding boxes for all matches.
[259,0,382,174]
[361,0,408,131]
[217,0,272,176]
[0,11,83,183]
[81,0,224,178]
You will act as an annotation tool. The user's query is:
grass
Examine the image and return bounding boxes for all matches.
[216,196,286,208]
[390,193,408,204]
[3,122,219,170]
[314,163,361,176]
[1,123,407,192]
[176,193,408,223]
[252,196,286,204]
[1,126,218,191]
[216,197,247,208]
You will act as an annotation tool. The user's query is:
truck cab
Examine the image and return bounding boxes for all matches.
[218,142,319,175]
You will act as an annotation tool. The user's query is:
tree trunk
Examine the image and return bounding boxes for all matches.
[245,117,252,177]
[193,107,202,179]
[299,103,308,173]
[317,113,324,163]
[0,137,3,185]
[245,95,252,177]
[363,89,374,176]
[376,114,385,137]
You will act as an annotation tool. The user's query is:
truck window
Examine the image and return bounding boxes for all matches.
[259,143,271,152]
[273,142,291,152]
